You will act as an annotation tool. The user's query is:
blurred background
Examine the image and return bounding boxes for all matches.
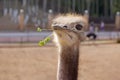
[0,1,120,80]
[0,0,120,43]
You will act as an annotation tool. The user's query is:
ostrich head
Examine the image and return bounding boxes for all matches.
[52,14,87,48]
[52,14,88,80]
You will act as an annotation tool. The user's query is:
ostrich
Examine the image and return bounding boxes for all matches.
[52,14,87,80]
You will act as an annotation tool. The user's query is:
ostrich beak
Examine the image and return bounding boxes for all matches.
[53,25,85,41]
[53,26,74,33]
[53,26,65,30]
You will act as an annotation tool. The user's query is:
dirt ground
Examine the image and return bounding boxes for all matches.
[0,43,120,80]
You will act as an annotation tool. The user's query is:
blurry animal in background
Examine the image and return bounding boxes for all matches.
[87,32,97,40]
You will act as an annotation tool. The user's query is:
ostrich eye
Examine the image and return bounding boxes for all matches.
[63,26,67,28]
[75,24,83,30]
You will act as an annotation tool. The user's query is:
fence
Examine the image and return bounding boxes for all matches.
[0,31,120,43]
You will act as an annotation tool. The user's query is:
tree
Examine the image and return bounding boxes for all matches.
[113,0,120,14]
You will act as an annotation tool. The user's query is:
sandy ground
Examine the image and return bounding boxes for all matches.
[0,44,120,80]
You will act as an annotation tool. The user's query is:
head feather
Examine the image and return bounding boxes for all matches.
[52,13,88,28]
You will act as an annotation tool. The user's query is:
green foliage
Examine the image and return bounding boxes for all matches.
[38,40,45,46]
[113,1,120,13]
[36,27,51,46]
[38,37,51,46]
[44,37,51,43]
[37,27,42,32]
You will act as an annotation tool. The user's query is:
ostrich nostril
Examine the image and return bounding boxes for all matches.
[63,26,67,28]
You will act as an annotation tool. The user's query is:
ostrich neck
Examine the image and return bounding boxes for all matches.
[57,44,79,80]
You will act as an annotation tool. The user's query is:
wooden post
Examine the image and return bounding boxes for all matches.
[84,10,89,30]
[48,9,53,29]
[42,0,47,28]
[115,12,120,30]
[18,9,24,31]
[57,0,61,12]
[115,12,120,39]
[72,0,75,12]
